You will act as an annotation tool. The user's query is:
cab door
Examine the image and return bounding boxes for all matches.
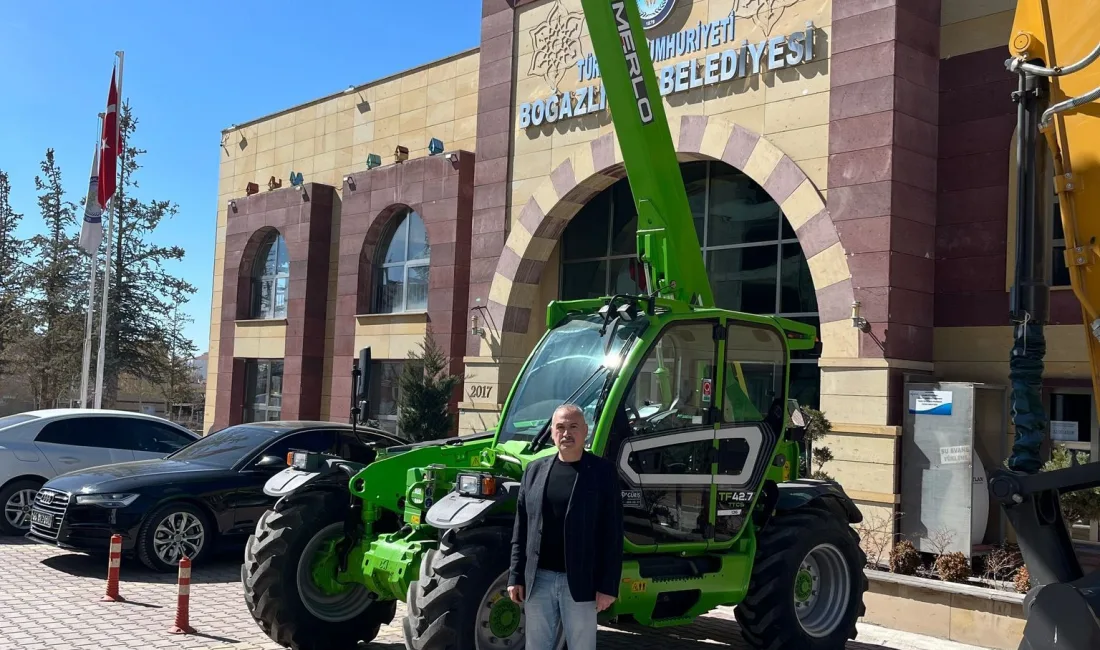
[711,318,789,546]
[609,319,721,552]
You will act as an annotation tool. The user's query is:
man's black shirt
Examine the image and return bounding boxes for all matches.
[537,456,579,572]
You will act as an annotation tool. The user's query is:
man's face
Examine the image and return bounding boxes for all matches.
[551,408,587,453]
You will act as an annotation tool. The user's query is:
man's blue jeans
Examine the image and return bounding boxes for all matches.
[525,569,597,649]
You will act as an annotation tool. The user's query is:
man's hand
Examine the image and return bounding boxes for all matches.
[508,585,525,604]
[595,592,616,612]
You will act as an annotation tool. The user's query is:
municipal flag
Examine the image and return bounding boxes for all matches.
[78,144,103,254]
[97,68,119,209]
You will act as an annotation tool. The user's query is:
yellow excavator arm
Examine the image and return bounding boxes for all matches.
[989,3,1100,649]
[1012,1,1100,415]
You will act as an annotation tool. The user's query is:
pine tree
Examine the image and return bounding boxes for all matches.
[159,285,200,414]
[396,330,461,442]
[22,150,85,408]
[100,101,197,406]
[0,170,30,381]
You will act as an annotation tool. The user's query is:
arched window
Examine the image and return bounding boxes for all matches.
[375,208,430,313]
[559,160,822,408]
[251,232,290,319]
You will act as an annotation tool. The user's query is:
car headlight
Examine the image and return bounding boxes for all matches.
[75,493,139,508]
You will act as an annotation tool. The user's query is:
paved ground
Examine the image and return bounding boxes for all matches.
[0,536,990,650]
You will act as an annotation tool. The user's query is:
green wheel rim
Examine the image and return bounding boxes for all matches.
[794,568,814,603]
[488,597,522,638]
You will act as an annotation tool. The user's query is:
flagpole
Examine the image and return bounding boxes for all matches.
[79,112,106,409]
[94,51,123,409]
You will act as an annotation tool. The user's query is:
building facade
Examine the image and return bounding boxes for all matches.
[205,0,1096,540]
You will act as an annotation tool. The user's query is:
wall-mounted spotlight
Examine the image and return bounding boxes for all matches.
[470,298,489,337]
[245,182,260,196]
[345,175,356,191]
[394,145,409,164]
[445,152,461,163]
[268,176,282,191]
[299,184,309,201]
[366,154,382,169]
[850,300,886,352]
[850,301,870,333]
[428,138,445,156]
[228,199,238,213]
[344,85,356,94]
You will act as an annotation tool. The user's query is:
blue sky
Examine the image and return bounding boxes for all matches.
[0,1,481,353]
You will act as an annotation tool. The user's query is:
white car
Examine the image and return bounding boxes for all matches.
[0,409,199,535]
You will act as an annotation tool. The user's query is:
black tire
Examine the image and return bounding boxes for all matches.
[136,501,213,572]
[0,478,43,535]
[734,504,868,650]
[242,490,396,650]
[405,525,557,650]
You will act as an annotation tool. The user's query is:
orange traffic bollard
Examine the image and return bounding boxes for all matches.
[101,534,125,602]
[169,556,194,634]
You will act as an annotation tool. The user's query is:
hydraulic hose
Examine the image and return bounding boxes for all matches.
[1041,82,1100,127]
[1010,39,1100,77]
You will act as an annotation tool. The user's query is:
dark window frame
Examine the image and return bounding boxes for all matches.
[244,359,284,423]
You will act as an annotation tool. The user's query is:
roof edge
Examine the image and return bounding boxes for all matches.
[221,46,481,135]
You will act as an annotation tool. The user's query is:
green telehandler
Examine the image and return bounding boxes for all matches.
[241,2,869,649]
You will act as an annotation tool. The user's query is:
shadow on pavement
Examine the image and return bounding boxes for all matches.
[39,548,243,585]
[600,617,891,650]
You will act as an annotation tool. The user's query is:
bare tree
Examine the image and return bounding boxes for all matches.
[855,508,904,568]
[926,526,957,557]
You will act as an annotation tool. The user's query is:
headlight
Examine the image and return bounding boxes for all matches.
[409,486,425,505]
[75,493,139,508]
[456,473,496,497]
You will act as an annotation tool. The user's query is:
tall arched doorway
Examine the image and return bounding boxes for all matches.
[557,160,822,407]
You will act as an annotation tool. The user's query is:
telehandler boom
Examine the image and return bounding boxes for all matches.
[989,1,1100,648]
[241,3,868,650]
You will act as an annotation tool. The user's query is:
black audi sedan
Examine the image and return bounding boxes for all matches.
[27,421,401,572]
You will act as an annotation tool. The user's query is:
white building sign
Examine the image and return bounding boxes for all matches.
[519,16,818,130]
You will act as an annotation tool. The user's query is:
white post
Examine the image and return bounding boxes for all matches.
[94,52,123,409]
[80,113,106,409]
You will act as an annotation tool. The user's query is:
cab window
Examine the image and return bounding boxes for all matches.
[723,322,785,423]
[623,321,718,435]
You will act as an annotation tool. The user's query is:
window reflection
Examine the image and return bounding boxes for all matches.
[375,209,431,314]
[244,359,283,423]
[251,233,290,320]
[558,160,822,408]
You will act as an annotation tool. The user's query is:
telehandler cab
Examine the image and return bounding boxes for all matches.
[241,2,869,649]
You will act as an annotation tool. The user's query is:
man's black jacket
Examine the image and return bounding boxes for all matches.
[508,450,624,602]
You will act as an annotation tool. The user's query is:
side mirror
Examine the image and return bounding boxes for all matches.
[255,455,287,470]
[786,399,806,427]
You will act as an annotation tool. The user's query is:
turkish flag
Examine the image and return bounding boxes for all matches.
[97,68,118,209]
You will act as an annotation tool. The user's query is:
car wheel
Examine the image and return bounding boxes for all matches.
[0,479,44,536]
[137,502,211,572]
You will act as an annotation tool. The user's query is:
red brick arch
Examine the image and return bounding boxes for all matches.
[483,115,856,361]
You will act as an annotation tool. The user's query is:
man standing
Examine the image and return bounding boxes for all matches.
[507,403,624,649]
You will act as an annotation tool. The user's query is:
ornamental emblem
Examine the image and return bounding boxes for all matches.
[528,0,585,93]
[733,0,802,38]
[638,0,677,29]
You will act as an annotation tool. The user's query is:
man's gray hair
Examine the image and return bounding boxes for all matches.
[553,403,585,420]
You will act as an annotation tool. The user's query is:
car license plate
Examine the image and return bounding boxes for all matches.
[30,510,53,527]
